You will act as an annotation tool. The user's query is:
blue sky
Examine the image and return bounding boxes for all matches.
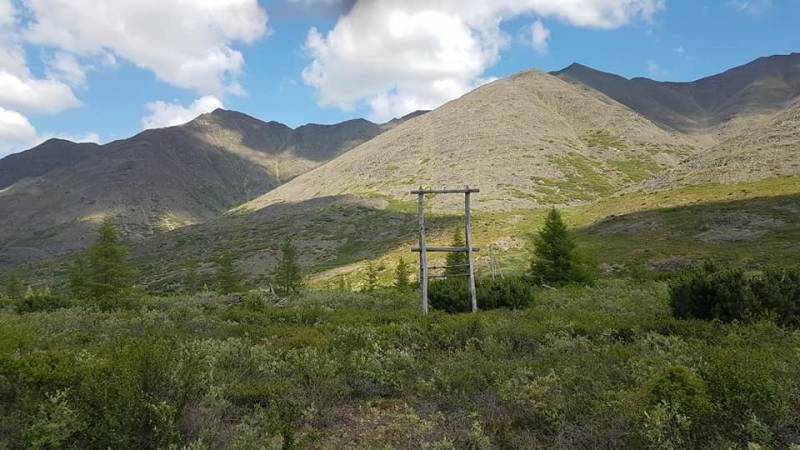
[0,0,798,155]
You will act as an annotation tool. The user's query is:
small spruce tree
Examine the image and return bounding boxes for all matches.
[69,218,135,308]
[363,261,380,293]
[335,274,351,292]
[530,208,588,285]
[217,251,244,294]
[273,240,304,296]
[394,257,411,290]
[445,227,467,277]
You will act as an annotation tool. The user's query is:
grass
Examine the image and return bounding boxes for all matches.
[2,279,799,448]
[585,129,626,150]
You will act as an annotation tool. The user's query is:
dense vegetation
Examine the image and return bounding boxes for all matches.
[2,281,800,448]
[2,209,800,448]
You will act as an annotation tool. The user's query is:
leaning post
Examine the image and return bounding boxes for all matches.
[464,185,478,312]
[417,187,429,314]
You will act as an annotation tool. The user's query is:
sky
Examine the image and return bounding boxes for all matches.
[0,0,798,156]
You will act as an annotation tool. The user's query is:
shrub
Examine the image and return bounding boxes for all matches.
[430,277,534,313]
[644,366,713,424]
[477,276,534,310]
[750,267,800,327]
[429,278,469,313]
[15,291,71,313]
[670,263,800,325]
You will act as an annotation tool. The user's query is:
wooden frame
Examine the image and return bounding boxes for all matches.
[412,186,479,314]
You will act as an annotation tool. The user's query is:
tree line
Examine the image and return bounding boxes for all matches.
[2,208,588,311]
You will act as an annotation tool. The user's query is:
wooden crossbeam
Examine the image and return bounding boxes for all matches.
[410,188,480,194]
[427,264,470,270]
[411,246,480,253]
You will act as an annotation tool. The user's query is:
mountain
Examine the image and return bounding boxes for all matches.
[553,53,800,135]
[677,97,800,185]
[0,139,101,189]
[239,69,694,212]
[0,110,389,263]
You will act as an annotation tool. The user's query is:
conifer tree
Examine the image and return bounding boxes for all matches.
[363,261,380,293]
[69,218,135,306]
[273,240,304,296]
[394,257,411,290]
[445,226,467,277]
[530,208,588,285]
[217,251,244,294]
[336,274,352,292]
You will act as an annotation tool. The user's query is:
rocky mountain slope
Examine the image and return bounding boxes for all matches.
[0,110,394,263]
[0,139,101,189]
[553,53,800,136]
[678,97,800,185]
[240,69,695,212]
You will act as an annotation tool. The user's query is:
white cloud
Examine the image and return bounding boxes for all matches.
[46,52,87,88]
[0,0,15,27]
[142,95,224,130]
[529,20,551,54]
[22,0,269,94]
[0,105,102,157]
[0,69,81,114]
[674,46,685,54]
[302,0,665,121]
[0,106,37,155]
[727,0,772,15]
[647,59,661,76]
[0,2,81,116]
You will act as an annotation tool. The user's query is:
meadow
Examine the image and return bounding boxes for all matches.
[2,278,800,449]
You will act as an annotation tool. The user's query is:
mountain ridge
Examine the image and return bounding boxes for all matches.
[553,52,800,134]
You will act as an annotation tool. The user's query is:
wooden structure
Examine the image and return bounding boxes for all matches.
[411,186,479,314]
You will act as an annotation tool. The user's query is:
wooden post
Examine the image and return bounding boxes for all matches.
[464,185,478,312]
[417,188,428,314]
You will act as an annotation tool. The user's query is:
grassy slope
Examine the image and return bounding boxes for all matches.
[2,280,799,447]
[307,176,800,288]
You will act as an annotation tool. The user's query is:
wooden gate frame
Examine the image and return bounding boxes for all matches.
[411,186,480,314]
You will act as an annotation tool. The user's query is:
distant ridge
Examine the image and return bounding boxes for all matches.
[0,109,403,262]
[553,53,800,133]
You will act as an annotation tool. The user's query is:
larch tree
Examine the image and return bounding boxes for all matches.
[273,240,304,296]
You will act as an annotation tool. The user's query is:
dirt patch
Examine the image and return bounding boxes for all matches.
[647,257,692,273]
[695,212,785,243]
[594,217,662,236]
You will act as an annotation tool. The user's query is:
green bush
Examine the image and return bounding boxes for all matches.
[644,366,713,425]
[670,263,800,325]
[477,276,534,310]
[429,276,534,313]
[429,278,469,313]
[750,267,800,327]
[15,292,71,313]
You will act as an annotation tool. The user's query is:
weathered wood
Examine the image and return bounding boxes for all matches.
[417,189,428,314]
[411,246,480,253]
[427,264,470,270]
[410,188,480,194]
[464,186,478,312]
[411,185,480,315]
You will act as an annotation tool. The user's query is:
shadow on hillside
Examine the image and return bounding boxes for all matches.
[578,192,800,268]
[131,195,464,286]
